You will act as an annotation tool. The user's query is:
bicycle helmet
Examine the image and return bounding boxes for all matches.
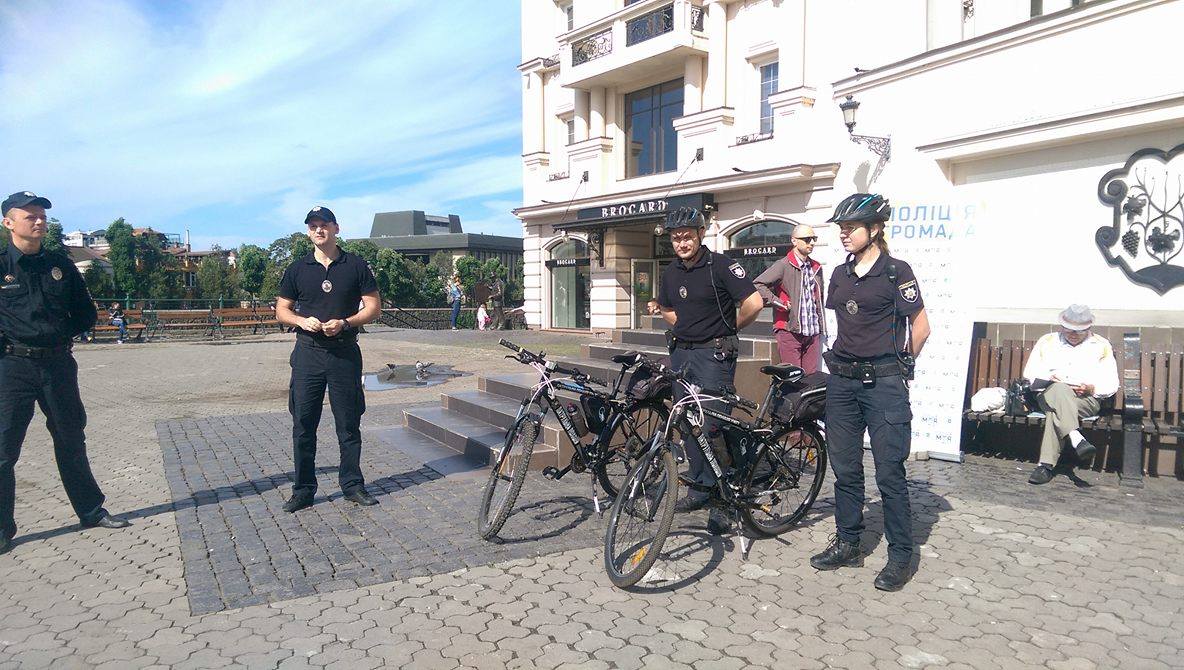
[664,206,707,231]
[827,193,892,224]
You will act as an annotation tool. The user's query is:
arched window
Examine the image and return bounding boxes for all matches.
[549,239,588,259]
[726,219,798,280]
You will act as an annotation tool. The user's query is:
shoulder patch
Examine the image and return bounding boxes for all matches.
[728,263,746,279]
[898,279,918,303]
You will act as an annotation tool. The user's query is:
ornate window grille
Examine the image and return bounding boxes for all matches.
[572,29,612,65]
[690,5,704,31]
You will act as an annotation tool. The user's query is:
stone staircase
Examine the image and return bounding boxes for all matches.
[387,314,781,475]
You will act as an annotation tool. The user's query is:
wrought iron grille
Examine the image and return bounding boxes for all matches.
[690,5,704,31]
[626,4,674,46]
[572,29,613,65]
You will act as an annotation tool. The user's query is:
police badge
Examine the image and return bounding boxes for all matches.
[678,286,688,299]
[846,300,858,315]
[51,267,63,281]
[729,262,746,279]
[3,274,14,283]
[898,279,918,303]
[321,280,333,293]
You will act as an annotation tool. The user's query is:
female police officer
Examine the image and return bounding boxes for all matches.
[809,193,930,592]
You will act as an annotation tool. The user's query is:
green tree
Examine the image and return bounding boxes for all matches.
[196,247,238,301]
[507,259,525,305]
[454,255,483,302]
[430,250,455,281]
[237,244,270,298]
[43,218,65,254]
[105,218,137,295]
[268,232,314,266]
[341,239,380,268]
[83,264,115,299]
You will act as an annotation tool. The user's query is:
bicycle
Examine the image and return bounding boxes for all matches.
[477,340,671,540]
[603,355,828,588]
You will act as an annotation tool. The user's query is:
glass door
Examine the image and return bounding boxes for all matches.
[630,259,656,329]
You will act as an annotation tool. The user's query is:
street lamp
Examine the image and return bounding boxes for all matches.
[838,94,891,180]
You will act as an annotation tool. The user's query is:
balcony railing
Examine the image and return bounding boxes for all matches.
[572,29,613,66]
[626,4,674,46]
[690,5,704,31]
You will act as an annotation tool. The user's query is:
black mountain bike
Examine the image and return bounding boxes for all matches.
[477,341,670,540]
[603,355,828,588]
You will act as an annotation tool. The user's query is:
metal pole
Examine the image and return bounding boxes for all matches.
[1119,332,1144,488]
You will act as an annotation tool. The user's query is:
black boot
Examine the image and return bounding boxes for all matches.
[1074,439,1097,463]
[810,535,862,570]
[1028,464,1054,485]
[874,560,912,591]
[675,489,710,513]
[283,493,315,513]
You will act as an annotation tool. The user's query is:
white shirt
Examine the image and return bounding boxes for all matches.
[1022,332,1119,399]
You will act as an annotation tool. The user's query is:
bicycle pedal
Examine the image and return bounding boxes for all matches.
[542,466,561,480]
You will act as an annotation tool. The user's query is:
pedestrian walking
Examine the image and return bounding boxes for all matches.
[809,193,931,592]
[753,225,825,373]
[488,273,506,330]
[1,191,130,556]
[447,274,463,330]
[649,206,765,534]
[274,206,382,513]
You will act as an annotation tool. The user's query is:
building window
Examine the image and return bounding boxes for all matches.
[727,219,797,280]
[759,62,778,135]
[548,239,590,329]
[564,3,574,31]
[625,79,683,178]
[567,119,576,146]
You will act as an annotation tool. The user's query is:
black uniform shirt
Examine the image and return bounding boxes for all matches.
[0,244,97,347]
[825,252,924,360]
[278,247,378,346]
[658,248,756,342]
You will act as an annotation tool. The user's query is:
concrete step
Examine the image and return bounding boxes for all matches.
[585,341,768,366]
[362,424,486,480]
[402,405,561,471]
[636,314,777,338]
[615,328,776,359]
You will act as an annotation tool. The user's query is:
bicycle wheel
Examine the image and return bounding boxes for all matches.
[603,445,678,588]
[477,404,542,540]
[594,402,668,499]
[738,424,827,537]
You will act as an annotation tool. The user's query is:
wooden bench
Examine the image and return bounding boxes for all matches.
[89,309,147,342]
[141,309,210,340]
[962,323,1184,481]
[207,307,283,338]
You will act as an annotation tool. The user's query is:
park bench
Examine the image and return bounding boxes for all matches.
[207,307,283,338]
[962,323,1184,483]
[90,309,147,342]
[142,309,210,341]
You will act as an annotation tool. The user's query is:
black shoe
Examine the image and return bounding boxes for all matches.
[706,509,731,536]
[674,489,710,513]
[81,512,130,529]
[1074,439,1097,463]
[1028,464,1054,485]
[874,560,912,592]
[343,489,378,506]
[283,494,315,513]
[810,535,862,570]
[0,535,11,555]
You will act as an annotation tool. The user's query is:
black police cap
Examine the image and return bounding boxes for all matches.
[304,206,337,225]
[2,191,52,217]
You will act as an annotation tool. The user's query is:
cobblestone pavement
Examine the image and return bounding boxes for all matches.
[1,329,1182,669]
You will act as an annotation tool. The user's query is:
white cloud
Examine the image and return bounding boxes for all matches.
[0,0,523,235]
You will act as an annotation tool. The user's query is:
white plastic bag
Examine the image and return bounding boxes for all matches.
[970,387,1007,413]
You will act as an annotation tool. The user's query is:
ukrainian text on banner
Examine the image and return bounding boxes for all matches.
[883,202,981,461]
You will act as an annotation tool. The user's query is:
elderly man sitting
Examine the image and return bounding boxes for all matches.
[1022,305,1119,485]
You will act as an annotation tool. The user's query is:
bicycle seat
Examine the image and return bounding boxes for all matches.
[611,351,643,365]
[760,363,805,382]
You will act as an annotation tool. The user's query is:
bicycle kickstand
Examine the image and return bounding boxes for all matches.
[733,509,752,561]
[590,478,602,517]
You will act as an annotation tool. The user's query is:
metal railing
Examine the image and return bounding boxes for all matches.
[626,4,674,46]
[572,28,613,65]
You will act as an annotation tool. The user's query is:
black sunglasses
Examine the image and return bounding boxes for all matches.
[794,236,817,243]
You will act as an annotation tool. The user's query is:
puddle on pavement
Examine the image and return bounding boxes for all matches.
[362,362,468,391]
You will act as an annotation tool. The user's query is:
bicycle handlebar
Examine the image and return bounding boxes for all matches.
[501,339,607,386]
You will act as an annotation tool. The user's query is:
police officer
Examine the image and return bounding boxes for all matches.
[809,193,931,592]
[276,206,382,513]
[0,192,129,555]
[650,206,765,533]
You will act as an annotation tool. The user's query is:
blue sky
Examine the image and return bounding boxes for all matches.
[0,1,524,249]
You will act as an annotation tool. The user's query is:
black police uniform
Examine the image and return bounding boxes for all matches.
[0,240,110,544]
[657,248,756,486]
[278,247,377,498]
[823,252,923,565]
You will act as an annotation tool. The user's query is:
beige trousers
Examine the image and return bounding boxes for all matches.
[1036,382,1101,466]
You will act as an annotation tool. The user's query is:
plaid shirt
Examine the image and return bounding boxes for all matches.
[798,264,821,337]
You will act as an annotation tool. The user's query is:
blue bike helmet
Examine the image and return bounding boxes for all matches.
[664,206,707,231]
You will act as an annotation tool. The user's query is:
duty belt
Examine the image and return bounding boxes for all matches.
[668,334,737,350]
[3,342,72,359]
[824,352,901,380]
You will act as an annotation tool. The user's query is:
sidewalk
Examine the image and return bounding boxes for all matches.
[1,331,1181,669]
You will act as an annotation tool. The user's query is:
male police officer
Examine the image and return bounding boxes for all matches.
[276,206,382,513]
[650,206,764,533]
[1,192,129,555]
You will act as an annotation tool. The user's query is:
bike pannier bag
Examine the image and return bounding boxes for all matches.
[772,371,829,423]
[580,395,612,435]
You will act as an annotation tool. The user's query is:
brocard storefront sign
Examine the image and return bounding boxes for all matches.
[1097,142,1184,295]
[574,193,714,225]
